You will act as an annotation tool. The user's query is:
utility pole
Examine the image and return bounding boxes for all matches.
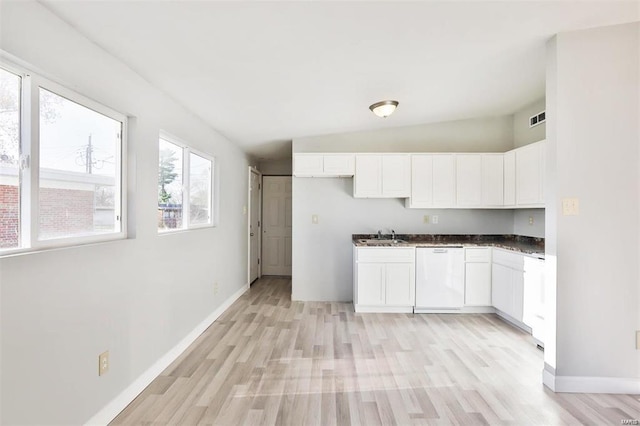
[85,134,92,174]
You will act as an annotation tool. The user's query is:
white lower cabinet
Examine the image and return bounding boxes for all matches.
[356,263,385,305]
[491,249,529,323]
[464,247,492,306]
[354,246,415,312]
[523,257,545,345]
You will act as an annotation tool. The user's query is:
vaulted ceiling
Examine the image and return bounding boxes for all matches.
[41,1,639,159]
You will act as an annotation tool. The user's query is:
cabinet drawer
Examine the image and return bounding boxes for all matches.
[465,247,490,262]
[356,247,415,263]
[492,248,524,270]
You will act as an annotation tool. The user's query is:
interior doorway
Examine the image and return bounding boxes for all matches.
[248,167,262,284]
[261,176,292,276]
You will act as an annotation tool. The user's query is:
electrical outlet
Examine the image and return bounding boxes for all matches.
[311,214,319,224]
[98,351,109,376]
[214,282,219,296]
[562,198,580,216]
[636,331,640,350]
[432,215,439,224]
[529,216,534,225]
[423,215,429,224]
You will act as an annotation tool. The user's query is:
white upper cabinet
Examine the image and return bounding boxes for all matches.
[482,154,504,206]
[456,154,482,206]
[432,155,456,206]
[295,141,544,208]
[409,155,433,206]
[515,140,545,206]
[503,151,516,207]
[409,154,456,207]
[354,154,410,198]
[324,154,355,175]
[381,155,411,197]
[293,153,355,177]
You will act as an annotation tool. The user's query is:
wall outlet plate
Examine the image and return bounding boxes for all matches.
[432,215,439,224]
[636,331,640,350]
[99,351,109,376]
[562,198,579,216]
[423,215,429,224]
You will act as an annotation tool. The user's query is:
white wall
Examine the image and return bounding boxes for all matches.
[0,2,249,424]
[513,209,545,238]
[295,116,514,153]
[292,178,515,301]
[513,98,546,148]
[545,22,639,389]
[258,158,292,175]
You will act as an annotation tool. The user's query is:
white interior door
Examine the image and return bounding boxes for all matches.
[261,176,292,276]
[249,168,261,283]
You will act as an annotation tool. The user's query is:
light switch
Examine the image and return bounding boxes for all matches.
[312,214,319,224]
[423,215,429,224]
[562,198,579,216]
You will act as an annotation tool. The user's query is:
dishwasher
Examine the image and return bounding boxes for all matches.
[415,247,465,312]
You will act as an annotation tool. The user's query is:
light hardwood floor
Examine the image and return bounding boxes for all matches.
[112,277,640,425]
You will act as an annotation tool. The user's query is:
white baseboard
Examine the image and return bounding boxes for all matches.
[84,283,250,426]
[543,371,640,394]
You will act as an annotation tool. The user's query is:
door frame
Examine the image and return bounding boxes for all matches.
[247,166,262,284]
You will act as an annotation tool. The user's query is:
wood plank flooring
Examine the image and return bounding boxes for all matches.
[111,277,640,425]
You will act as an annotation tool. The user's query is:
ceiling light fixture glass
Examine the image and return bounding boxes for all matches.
[369,100,399,118]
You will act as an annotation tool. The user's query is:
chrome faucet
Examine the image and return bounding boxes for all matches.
[391,229,396,241]
[377,230,382,240]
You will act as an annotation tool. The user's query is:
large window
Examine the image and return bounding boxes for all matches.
[0,68,21,249]
[0,62,126,254]
[158,135,213,232]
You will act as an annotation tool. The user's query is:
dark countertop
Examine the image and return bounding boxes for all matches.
[352,234,545,257]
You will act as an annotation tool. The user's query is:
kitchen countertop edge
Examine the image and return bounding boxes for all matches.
[352,234,545,258]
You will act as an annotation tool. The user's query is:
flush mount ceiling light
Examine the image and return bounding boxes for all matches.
[369,100,399,118]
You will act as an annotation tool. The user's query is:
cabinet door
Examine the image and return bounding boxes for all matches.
[456,154,482,206]
[432,155,456,206]
[516,142,542,205]
[465,262,491,306]
[522,257,544,327]
[382,155,410,197]
[324,154,355,176]
[354,155,381,197]
[503,151,516,206]
[357,263,385,305]
[410,155,433,206]
[511,270,524,322]
[491,263,512,314]
[293,154,323,176]
[482,154,504,206]
[385,263,415,306]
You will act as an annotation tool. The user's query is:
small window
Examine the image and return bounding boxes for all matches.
[158,135,214,232]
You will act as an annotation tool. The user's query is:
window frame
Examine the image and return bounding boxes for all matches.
[0,59,128,256]
[158,131,215,234]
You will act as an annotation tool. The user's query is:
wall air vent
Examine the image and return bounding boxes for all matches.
[529,110,546,128]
